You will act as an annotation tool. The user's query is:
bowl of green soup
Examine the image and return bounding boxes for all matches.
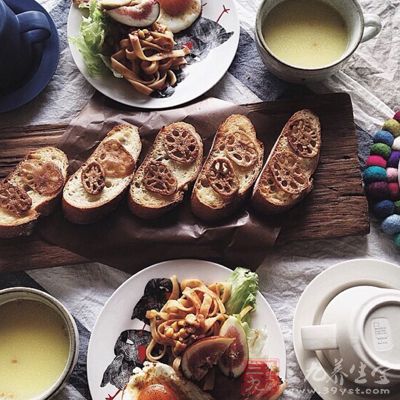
[256,0,382,83]
[0,287,79,400]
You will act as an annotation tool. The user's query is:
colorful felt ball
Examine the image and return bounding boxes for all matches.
[387,167,398,182]
[363,166,387,183]
[392,136,400,151]
[388,151,400,168]
[371,143,391,159]
[374,130,394,147]
[383,119,400,137]
[366,182,390,200]
[395,200,400,214]
[389,182,400,200]
[394,233,400,248]
[373,200,395,218]
[394,111,400,123]
[382,215,400,235]
[366,155,387,168]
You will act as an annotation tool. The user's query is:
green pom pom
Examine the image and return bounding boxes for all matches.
[383,119,400,138]
[395,200,400,214]
[371,143,391,159]
[394,233,400,248]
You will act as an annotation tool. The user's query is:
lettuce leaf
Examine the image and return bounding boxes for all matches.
[225,267,258,322]
[70,0,107,76]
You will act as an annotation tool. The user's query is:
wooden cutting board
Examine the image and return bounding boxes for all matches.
[0,93,369,272]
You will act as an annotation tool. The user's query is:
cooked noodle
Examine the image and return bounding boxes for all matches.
[145,276,231,364]
[111,23,190,96]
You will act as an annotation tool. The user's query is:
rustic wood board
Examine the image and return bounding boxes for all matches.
[0,93,369,272]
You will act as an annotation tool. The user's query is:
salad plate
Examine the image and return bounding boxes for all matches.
[67,1,240,109]
[87,259,286,399]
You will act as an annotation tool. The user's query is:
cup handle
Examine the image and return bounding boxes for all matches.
[361,14,382,43]
[301,324,338,351]
[17,11,51,44]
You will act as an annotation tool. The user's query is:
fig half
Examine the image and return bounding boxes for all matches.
[181,336,234,381]
[107,0,160,27]
[218,316,249,378]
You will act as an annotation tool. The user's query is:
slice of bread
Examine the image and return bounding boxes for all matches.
[63,124,142,224]
[191,114,264,221]
[128,122,203,219]
[252,109,321,214]
[0,147,68,238]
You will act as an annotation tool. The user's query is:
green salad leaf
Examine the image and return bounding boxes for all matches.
[225,267,258,322]
[70,0,107,76]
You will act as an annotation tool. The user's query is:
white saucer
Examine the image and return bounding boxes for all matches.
[293,259,400,400]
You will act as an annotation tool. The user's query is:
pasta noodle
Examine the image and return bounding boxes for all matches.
[111,23,190,96]
[145,276,231,365]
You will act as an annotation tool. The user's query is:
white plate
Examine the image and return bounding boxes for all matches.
[67,2,240,109]
[88,259,286,400]
[293,259,400,400]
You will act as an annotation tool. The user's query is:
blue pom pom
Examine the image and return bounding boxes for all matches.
[363,166,387,183]
[381,215,400,235]
[374,130,394,147]
[373,200,395,218]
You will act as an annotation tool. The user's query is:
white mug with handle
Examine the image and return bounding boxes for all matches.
[301,286,400,388]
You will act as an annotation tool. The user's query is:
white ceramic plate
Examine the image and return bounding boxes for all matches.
[67,2,240,109]
[88,259,286,400]
[293,259,400,400]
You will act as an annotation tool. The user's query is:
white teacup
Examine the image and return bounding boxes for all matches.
[301,286,400,388]
[255,0,382,83]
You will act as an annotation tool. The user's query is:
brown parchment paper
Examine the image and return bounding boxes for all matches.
[38,95,281,273]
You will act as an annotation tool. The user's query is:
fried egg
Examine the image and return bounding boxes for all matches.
[157,0,202,33]
[122,362,214,400]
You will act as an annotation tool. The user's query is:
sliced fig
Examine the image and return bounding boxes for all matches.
[181,336,234,381]
[218,316,249,378]
[99,0,131,10]
[107,0,160,27]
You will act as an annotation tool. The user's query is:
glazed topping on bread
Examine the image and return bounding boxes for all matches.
[81,161,106,195]
[0,180,32,216]
[163,125,200,164]
[207,157,239,199]
[96,139,135,178]
[270,152,309,195]
[18,160,64,196]
[143,161,178,196]
[287,115,321,158]
[223,133,258,168]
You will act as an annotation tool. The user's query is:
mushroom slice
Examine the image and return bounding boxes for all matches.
[163,126,200,164]
[286,115,321,158]
[143,161,177,196]
[223,133,258,168]
[0,180,32,216]
[270,152,309,195]
[207,157,239,199]
[81,161,106,195]
[96,140,135,178]
[18,160,64,196]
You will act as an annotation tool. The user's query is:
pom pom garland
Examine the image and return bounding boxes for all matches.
[371,143,391,159]
[383,119,400,137]
[387,151,400,168]
[373,130,394,147]
[387,167,398,182]
[392,136,400,151]
[363,166,387,183]
[366,182,389,200]
[381,215,400,235]
[389,182,400,200]
[373,200,394,219]
[366,155,387,168]
[394,111,400,123]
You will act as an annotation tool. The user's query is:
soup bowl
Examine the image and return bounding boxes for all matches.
[255,0,382,83]
[0,287,79,400]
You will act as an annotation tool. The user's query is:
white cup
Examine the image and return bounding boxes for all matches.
[301,286,400,388]
[255,0,382,83]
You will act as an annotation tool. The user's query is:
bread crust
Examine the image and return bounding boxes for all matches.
[128,122,203,219]
[251,109,321,215]
[191,114,263,221]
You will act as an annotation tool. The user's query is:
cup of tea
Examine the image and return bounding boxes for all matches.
[255,0,382,83]
[0,0,51,90]
[301,286,400,388]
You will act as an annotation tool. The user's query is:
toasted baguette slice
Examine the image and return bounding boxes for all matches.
[191,114,264,221]
[252,109,321,214]
[0,147,68,238]
[63,124,142,224]
[128,122,203,219]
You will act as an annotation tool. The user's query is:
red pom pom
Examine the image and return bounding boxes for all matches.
[389,182,400,200]
[394,111,400,122]
[366,155,387,168]
[367,182,390,200]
